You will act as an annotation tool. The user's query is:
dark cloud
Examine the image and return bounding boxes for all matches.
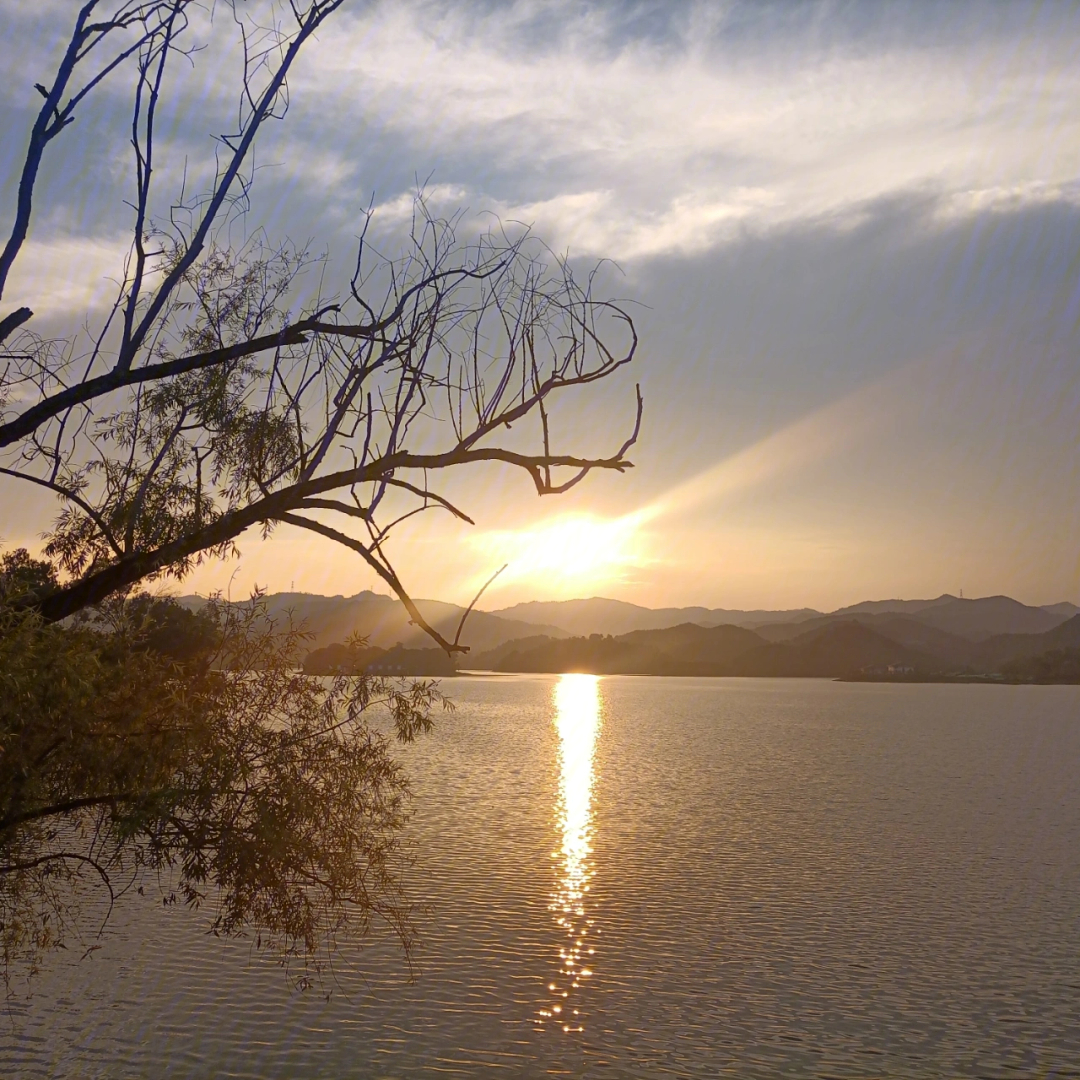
[587,191,1080,496]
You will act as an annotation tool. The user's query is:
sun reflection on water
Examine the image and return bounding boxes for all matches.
[536,674,601,1034]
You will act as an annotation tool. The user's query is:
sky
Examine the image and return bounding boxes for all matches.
[3,0,1080,611]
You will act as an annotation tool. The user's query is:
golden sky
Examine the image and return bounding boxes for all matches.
[4,1,1080,610]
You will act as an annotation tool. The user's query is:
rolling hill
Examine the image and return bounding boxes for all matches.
[471,613,1080,681]
[178,590,566,654]
[176,587,1080,679]
[488,593,1073,642]
[471,620,934,678]
[910,596,1065,640]
[488,597,821,637]
[977,614,1080,667]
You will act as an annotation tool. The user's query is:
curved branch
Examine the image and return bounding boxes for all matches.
[0,322,311,449]
[538,381,643,495]
[0,849,117,938]
[0,792,146,833]
[0,465,124,558]
[452,563,506,649]
[381,478,475,524]
[278,512,467,655]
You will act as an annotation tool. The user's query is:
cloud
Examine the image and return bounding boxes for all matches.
[1,235,134,319]
[283,0,1080,260]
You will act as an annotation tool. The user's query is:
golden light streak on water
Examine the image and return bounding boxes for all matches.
[536,674,601,1034]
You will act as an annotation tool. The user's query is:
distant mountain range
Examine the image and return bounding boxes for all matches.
[177,588,1080,679]
[491,594,1080,640]
[489,597,821,636]
[176,590,567,654]
[470,613,1080,681]
[475,593,1080,680]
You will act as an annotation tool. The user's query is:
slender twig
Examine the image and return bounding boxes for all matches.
[452,563,506,649]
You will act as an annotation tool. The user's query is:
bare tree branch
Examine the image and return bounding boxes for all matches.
[0,1,642,656]
[279,511,466,654]
[452,563,506,650]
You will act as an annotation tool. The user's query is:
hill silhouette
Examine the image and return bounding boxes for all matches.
[831,594,960,616]
[471,621,935,678]
[492,593,1073,641]
[977,614,1080,666]
[489,597,820,637]
[178,590,566,654]
[178,588,1080,681]
[470,612,1080,681]
[912,596,1064,639]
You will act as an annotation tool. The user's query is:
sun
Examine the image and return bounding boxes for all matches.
[471,512,648,593]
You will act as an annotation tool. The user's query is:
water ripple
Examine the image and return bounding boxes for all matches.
[3,676,1080,1077]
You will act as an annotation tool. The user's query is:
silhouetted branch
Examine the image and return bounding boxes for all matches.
[1,1,641,655]
[452,563,507,650]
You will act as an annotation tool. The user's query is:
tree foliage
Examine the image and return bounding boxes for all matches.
[0,557,445,986]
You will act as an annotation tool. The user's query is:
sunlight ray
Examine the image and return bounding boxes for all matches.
[537,674,602,1034]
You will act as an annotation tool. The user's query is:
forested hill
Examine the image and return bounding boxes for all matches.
[469,615,1080,681]
[488,597,821,636]
[175,589,1080,679]
[488,593,1079,640]
[177,590,566,654]
[470,622,932,677]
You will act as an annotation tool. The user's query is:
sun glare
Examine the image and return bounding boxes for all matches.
[465,373,906,604]
[472,513,648,592]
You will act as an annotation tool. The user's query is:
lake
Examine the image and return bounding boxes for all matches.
[4,675,1080,1078]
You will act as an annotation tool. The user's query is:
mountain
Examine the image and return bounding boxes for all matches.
[471,623,766,676]
[735,622,936,677]
[911,596,1066,640]
[1040,602,1080,618]
[462,634,559,670]
[473,620,933,678]
[177,590,566,654]
[828,595,1068,640]
[977,614,1080,666]
[490,593,1074,642]
[754,613,975,664]
[831,594,958,616]
[488,597,821,637]
[174,589,1080,672]
[865,616,978,665]
[617,622,767,663]
[742,598,1068,646]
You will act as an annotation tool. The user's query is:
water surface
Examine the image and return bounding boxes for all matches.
[4,676,1079,1077]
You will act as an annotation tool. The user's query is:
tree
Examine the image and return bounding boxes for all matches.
[0,0,640,653]
[0,569,443,987]
[0,0,639,981]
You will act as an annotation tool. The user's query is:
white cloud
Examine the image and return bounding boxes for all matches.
[399,185,782,261]
[289,1,1080,260]
[934,180,1080,222]
[2,235,133,318]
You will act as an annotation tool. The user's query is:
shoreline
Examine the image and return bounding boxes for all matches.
[458,669,1080,685]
